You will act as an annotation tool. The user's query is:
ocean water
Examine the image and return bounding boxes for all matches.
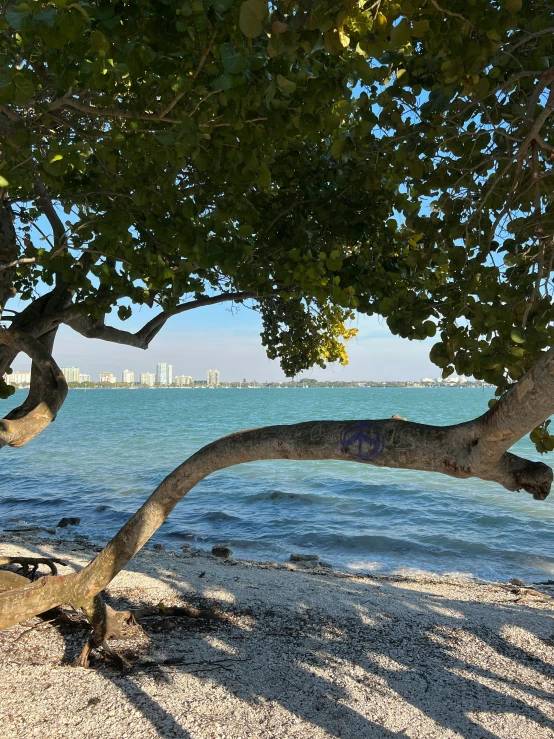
[0,386,553,583]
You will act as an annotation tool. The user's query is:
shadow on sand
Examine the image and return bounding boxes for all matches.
[0,538,553,738]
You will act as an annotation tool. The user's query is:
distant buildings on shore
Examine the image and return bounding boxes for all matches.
[156,362,172,386]
[122,369,134,384]
[61,366,80,383]
[3,366,489,390]
[140,372,155,387]
[3,363,223,389]
[207,369,220,387]
[99,372,116,384]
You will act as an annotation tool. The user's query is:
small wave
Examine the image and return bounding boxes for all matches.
[166,530,196,540]
[200,511,242,522]
[0,496,68,507]
[294,532,460,557]
[247,490,319,504]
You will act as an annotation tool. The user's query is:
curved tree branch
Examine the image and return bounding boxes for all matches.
[33,181,67,255]
[0,328,67,448]
[4,327,60,422]
[63,291,257,349]
[477,344,554,459]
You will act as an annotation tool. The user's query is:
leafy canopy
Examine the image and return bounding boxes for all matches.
[0,1,553,441]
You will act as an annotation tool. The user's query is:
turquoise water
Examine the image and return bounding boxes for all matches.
[1,387,553,582]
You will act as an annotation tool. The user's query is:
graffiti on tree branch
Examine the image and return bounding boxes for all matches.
[340,421,385,462]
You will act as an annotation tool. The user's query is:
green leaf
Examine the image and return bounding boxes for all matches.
[213,0,235,12]
[0,175,8,187]
[276,74,296,95]
[90,29,110,52]
[411,20,429,38]
[239,0,267,38]
[238,224,254,237]
[5,11,28,30]
[510,329,526,344]
[423,321,436,337]
[390,19,410,48]
[35,9,57,27]
[500,0,522,12]
[118,305,132,320]
[12,73,34,104]
[323,30,343,55]
[486,28,502,42]
[330,139,345,158]
[256,165,271,188]
[213,72,237,90]
[220,44,247,75]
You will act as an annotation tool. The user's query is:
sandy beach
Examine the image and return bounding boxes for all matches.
[0,535,552,739]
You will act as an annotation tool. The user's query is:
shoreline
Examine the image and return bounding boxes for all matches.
[0,534,553,738]
[2,526,553,587]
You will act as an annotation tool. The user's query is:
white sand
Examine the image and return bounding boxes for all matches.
[0,536,553,739]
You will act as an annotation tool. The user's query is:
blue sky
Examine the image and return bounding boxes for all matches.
[33,302,440,382]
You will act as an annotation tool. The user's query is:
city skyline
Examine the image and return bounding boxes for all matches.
[7,364,476,388]
[48,365,223,386]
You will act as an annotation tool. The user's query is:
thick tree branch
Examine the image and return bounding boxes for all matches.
[64,291,256,349]
[477,345,554,460]
[4,327,59,422]
[0,328,67,448]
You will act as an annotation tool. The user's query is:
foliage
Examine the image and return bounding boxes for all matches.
[0,1,552,443]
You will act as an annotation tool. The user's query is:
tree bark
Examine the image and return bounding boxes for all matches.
[63,291,256,349]
[4,327,59,421]
[0,200,17,319]
[0,329,67,448]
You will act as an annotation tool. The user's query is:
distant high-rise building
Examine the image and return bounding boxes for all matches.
[122,369,135,384]
[61,366,80,383]
[79,374,91,383]
[207,369,220,387]
[5,370,31,385]
[140,372,155,387]
[174,375,193,387]
[99,372,116,384]
[156,363,173,385]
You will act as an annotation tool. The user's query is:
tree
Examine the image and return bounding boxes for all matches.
[0,0,552,663]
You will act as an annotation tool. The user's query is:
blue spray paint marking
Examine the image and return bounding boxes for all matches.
[340,422,385,461]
